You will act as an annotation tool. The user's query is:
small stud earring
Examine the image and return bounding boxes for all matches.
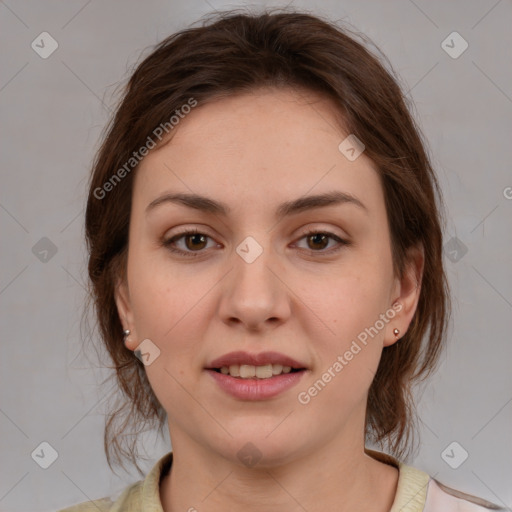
[123,329,131,346]
[393,328,400,337]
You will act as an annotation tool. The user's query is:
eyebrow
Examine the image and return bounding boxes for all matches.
[145,190,368,219]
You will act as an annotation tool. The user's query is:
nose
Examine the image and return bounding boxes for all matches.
[217,240,291,332]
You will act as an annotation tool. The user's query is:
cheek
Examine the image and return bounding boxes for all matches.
[318,262,392,336]
[127,252,217,368]
[127,246,191,330]
[305,256,393,391]
[299,276,389,413]
[127,262,211,415]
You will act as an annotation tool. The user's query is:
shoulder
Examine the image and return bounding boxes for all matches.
[370,450,505,512]
[58,451,172,511]
[424,478,506,511]
[57,480,142,512]
[57,496,114,512]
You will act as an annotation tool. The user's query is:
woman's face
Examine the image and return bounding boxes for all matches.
[116,87,422,465]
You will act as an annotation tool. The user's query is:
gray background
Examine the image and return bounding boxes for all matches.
[1,0,511,510]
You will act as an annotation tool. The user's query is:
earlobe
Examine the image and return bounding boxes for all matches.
[114,278,138,350]
[384,244,424,347]
[123,329,138,351]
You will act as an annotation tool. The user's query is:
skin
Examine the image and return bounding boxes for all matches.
[115,87,424,512]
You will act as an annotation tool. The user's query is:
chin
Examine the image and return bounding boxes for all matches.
[212,426,308,468]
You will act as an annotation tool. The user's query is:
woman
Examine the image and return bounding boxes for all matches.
[60,8,504,511]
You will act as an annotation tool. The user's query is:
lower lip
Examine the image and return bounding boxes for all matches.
[205,369,307,400]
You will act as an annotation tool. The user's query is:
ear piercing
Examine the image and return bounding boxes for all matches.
[393,328,400,337]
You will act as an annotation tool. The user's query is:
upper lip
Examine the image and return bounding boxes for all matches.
[206,351,307,369]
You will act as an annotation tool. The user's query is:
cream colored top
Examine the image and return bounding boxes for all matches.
[58,449,504,511]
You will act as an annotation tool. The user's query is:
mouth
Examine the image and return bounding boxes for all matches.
[205,351,308,399]
[205,351,308,381]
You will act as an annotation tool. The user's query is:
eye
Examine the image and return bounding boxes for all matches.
[162,228,217,257]
[294,230,348,254]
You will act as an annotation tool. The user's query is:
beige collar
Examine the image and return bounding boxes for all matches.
[111,449,431,512]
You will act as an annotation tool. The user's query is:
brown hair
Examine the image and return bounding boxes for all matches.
[84,7,450,474]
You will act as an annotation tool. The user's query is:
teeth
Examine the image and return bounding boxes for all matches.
[272,364,283,375]
[240,364,256,378]
[218,364,297,379]
[256,365,273,378]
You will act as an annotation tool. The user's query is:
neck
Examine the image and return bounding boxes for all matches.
[160,433,398,512]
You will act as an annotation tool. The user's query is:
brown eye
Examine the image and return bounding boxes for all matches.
[307,233,330,251]
[163,229,216,257]
[184,233,208,251]
[295,230,348,255]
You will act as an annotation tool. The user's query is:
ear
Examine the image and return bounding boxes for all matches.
[114,277,139,351]
[384,243,424,347]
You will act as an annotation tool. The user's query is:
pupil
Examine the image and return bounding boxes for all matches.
[187,234,206,250]
[309,233,327,250]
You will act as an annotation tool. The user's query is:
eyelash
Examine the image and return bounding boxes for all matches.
[162,228,349,258]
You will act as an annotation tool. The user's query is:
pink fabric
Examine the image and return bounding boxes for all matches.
[423,478,500,511]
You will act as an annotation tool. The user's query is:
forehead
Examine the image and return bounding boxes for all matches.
[133,87,383,217]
